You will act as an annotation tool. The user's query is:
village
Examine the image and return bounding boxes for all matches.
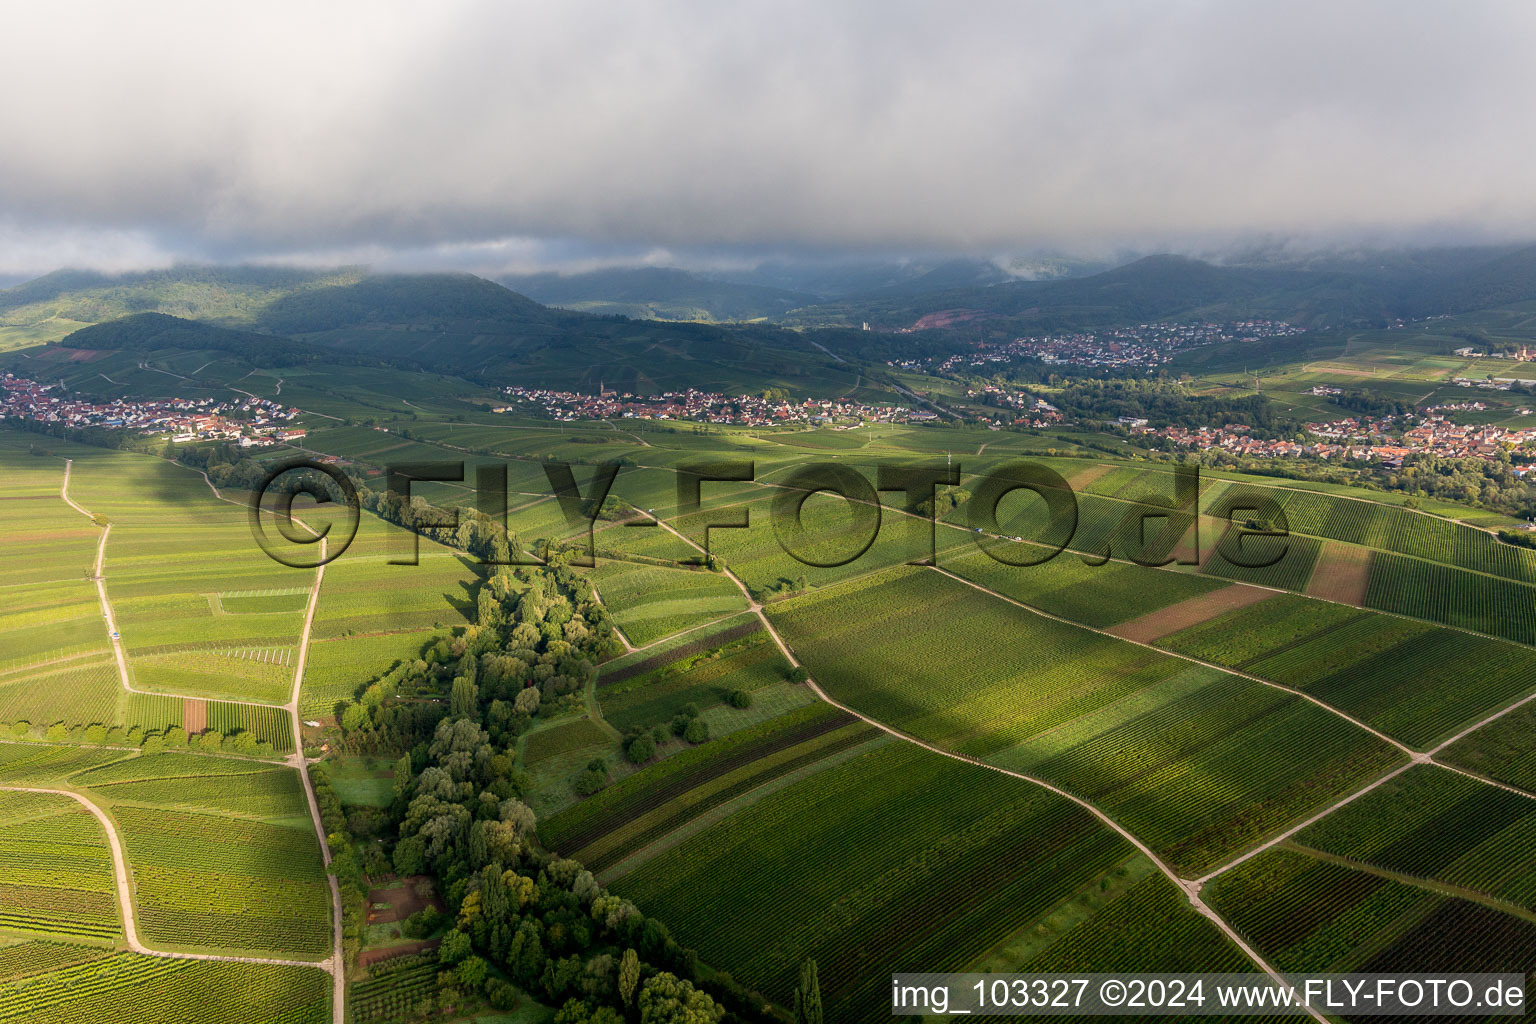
[0,372,307,446]
[1148,409,1536,468]
[891,319,1304,374]
[497,384,932,426]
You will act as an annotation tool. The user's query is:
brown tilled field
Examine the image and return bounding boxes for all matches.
[366,875,445,925]
[1108,582,1275,644]
[1306,541,1373,605]
[1066,463,1114,489]
[183,698,207,734]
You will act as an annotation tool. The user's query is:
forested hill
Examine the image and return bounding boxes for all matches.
[0,265,358,324]
[62,312,336,368]
[782,254,1406,332]
[19,269,860,396]
[16,245,1536,392]
[257,273,554,334]
[501,267,818,322]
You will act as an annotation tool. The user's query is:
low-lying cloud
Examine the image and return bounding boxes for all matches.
[3,0,1535,274]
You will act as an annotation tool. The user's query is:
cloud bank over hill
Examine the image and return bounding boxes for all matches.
[3,0,1535,274]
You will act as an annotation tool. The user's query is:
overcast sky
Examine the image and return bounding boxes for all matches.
[3,0,1535,278]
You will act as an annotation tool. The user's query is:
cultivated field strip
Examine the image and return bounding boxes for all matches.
[645,513,1325,1019]
[45,453,344,1021]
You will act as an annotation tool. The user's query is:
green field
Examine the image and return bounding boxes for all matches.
[597,629,791,731]
[11,300,1536,1024]
[542,703,879,873]
[59,754,333,960]
[1438,700,1536,791]
[767,567,1405,873]
[0,952,330,1023]
[1365,553,1536,645]
[300,628,440,719]
[1159,595,1536,748]
[1206,846,1536,990]
[1294,766,1536,911]
[0,792,119,941]
[615,742,1136,1024]
[587,561,748,647]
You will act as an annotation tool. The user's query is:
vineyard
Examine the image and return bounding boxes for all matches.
[941,546,1224,629]
[0,746,124,785]
[1364,553,1536,644]
[1204,848,1441,972]
[764,566,1192,758]
[69,751,280,786]
[90,767,311,822]
[1019,873,1248,972]
[0,658,121,731]
[699,492,973,599]
[0,660,293,755]
[1356,899,1536,985]
[543,704,879,873]
[597,632,790,731]
[992,667,1406,875]
[1439,700,1536,791]
[128,644,294,704]
[310,527,479,639]
[522,718,611,766]
[215,588,312,615]
[1294,766,1536,911]
[0,792,118,941]
[345,952,440,1024]
[596,614,760,686]
[589,561,748,647]
[0,582,103,665]
[107,803,332,959]
[0,942,110,982]
[614,742,1133,1024]
[1270,486,1536,584]
[0,952,330,1024]
[300,629,439,718]
[1155,593,1363,667]
[8,413,1536,1022]
[1160,595,1536,747]
[1201,529,1323,592]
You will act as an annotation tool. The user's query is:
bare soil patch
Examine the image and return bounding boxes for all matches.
[1169,515,1228,568]
[182,698,207,734]
[1066,463,1114,489]
[1306,542,1373,605]
[359,939,440,967]
[1108,582,1276,644]
[366,875,445,925]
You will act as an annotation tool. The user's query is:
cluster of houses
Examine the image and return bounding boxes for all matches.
[1453,345,1535,360]
[1451,377,1536,391]
[963,383,1065,428]
[497,385,920,427]
[892,320,1303,374]
[1148,411,1536,467]
[0,372,306,446]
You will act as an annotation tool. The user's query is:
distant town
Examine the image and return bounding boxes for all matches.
[0,372,305,446]
[1148,411,1536,467]
[496,385,936,426]
[892,320,1305,373]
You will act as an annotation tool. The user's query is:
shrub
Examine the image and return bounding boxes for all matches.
[575,767,608,796]
[626,733,656,764]
[403,906,445,939]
